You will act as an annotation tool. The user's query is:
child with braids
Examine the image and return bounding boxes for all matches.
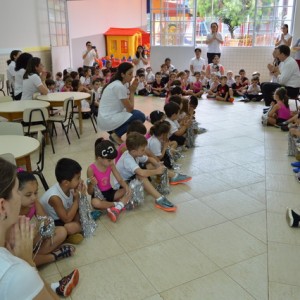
[87,138,131,222]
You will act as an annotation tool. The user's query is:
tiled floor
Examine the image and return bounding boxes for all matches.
[37,96,300,300]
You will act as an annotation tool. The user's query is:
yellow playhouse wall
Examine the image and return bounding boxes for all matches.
[106,33,141,59]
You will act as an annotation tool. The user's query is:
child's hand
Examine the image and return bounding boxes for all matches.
[6,216,35,266]
[88,176,98,186]
[157,165,166,175]
[129,77,139,93]
[121,189,132,205]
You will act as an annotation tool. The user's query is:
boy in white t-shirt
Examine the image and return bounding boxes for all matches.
[115,133,190,212]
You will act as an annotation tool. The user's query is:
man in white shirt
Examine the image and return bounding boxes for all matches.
[82,41,98,69]
[189,48,206,76]
[262,45,300,106]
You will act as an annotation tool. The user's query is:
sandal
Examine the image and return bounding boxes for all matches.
[51,244,76,261]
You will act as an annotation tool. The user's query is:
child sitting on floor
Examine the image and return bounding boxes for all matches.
[216,76,234,103]
[244,76,262,102]
[40,158,85,245]
[207,74,220,98]
[190,71,204,98]
[231,75,247,97]
[18,171,74,267]
[61,77,73,92]
[152,72,166,97]
[87,138,131,222]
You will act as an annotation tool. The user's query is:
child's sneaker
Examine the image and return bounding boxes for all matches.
[170,173,192,185]
[155,196,177,212]
[286,207,300,227]
[292,167,300,173]
[291,162,300,168]
[228,97,235,103]
[91,210,102,221]
[56,269,79,297]
[65,233,84,244]
[107,207,120,222]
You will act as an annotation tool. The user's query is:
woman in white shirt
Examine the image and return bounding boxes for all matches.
[21,57,48,100]
[132,45,148,74]
[205,22,224,64]
[97,62,146,145]
[0,158,58,300]
[275,24,292,47]
[6,50,22,98]
[14,53,33,100]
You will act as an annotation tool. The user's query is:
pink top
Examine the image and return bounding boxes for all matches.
[193,80,202,93]
[90,163,112,191]
[116,143,126,163]
[277,102,291,120]
[26,204,36,220]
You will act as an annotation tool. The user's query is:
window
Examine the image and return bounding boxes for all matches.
[47,0,69,47]
[121,40,128,53]
[150,0,296,47]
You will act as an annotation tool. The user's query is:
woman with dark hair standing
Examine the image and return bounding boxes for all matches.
[132,45,148,74]
[14,53,33,100]
[21,57,48,100]
[97,62,146,145]
[7,50,22,97]
[205,22,223,64]
[275,24,292,47]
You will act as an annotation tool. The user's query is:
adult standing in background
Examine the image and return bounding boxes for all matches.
[21,57,48,100]
[262,45,300,106]
[14,53,33,100]
[292,38,300,69]
[82,41,98,69]
[6,50,22,98]
[275,24,292,47]
[205,22,223,64]
[189,48,206,75]
[97,62,145,145]
[132,45,148,74]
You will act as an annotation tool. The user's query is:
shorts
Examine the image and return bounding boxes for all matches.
[101,188,117,202]
[54,219,65,227]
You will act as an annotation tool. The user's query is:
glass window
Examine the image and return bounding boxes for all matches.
[121,40,128,53]
[149,0,295,47]
[47,0,69,47]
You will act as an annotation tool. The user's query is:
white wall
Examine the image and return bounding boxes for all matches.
[67,0,148,70]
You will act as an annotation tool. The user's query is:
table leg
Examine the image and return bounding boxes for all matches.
[16,156,32,172]
[77,102,83,134]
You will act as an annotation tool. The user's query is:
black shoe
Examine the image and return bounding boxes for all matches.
[286,208,300,227]
[281,125,289,132]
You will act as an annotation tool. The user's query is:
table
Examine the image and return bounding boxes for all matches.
[0,135,40,171]
[37,92,91,134]
[0,100,50,121]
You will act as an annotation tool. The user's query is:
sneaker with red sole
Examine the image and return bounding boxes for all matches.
[155,196,177,212]
[170,174,192,185]
[107,207,120,222]
[228,97,235,103]
[56,269,79,297]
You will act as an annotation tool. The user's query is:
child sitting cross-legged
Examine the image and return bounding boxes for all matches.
[87,138,131,222]
[114,132,192,212]
[215,75,234,103]
[40,158,85,245]
[207,74,220,98]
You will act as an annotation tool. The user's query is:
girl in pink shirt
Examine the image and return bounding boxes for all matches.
[267,87,291,126]
[87,138,131,222]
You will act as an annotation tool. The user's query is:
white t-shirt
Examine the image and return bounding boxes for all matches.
[206,33,223,53]
[0,247,44,300]
[277,33,292,46]
[40,183,74,220]
[165,117,180,135]
[148,136,162,156]
[97,80,132,131]
[21,74,43,100]
[83,49,97,67]
[134,55,148,71]
[7,61,16,87]
[190,57,206,73]
[277,56,300,88]
[14,68,25,96]
[115,150,148,182]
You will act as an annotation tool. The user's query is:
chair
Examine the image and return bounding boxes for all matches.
[73,99,97,133]
[0,74,5,96]
[6,80,11,97]
[0,122,24,135]
[32,131,49,190]
[48,97,80,145]
[0,153,16,165]
[23,107,55,154]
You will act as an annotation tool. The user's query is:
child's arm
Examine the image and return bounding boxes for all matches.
[35,199,47,217]
[111,165,130,193]
[173,124,188,136]
[48,194,79,223]
[268,103,280,117]
[135,164,165,177]
[87,166,97,196]
[145,147,160,162]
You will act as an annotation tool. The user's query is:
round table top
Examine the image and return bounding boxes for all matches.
[0,100,50,113]
[37,92,91,102]
[0,135,39,159]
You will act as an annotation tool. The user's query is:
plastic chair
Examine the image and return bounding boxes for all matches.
[23,107,55,154]
[32,131,49,190]
[0,74,5,96]
[0,153,16,165]
[0,122,24,135]
[48,97,80,145]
